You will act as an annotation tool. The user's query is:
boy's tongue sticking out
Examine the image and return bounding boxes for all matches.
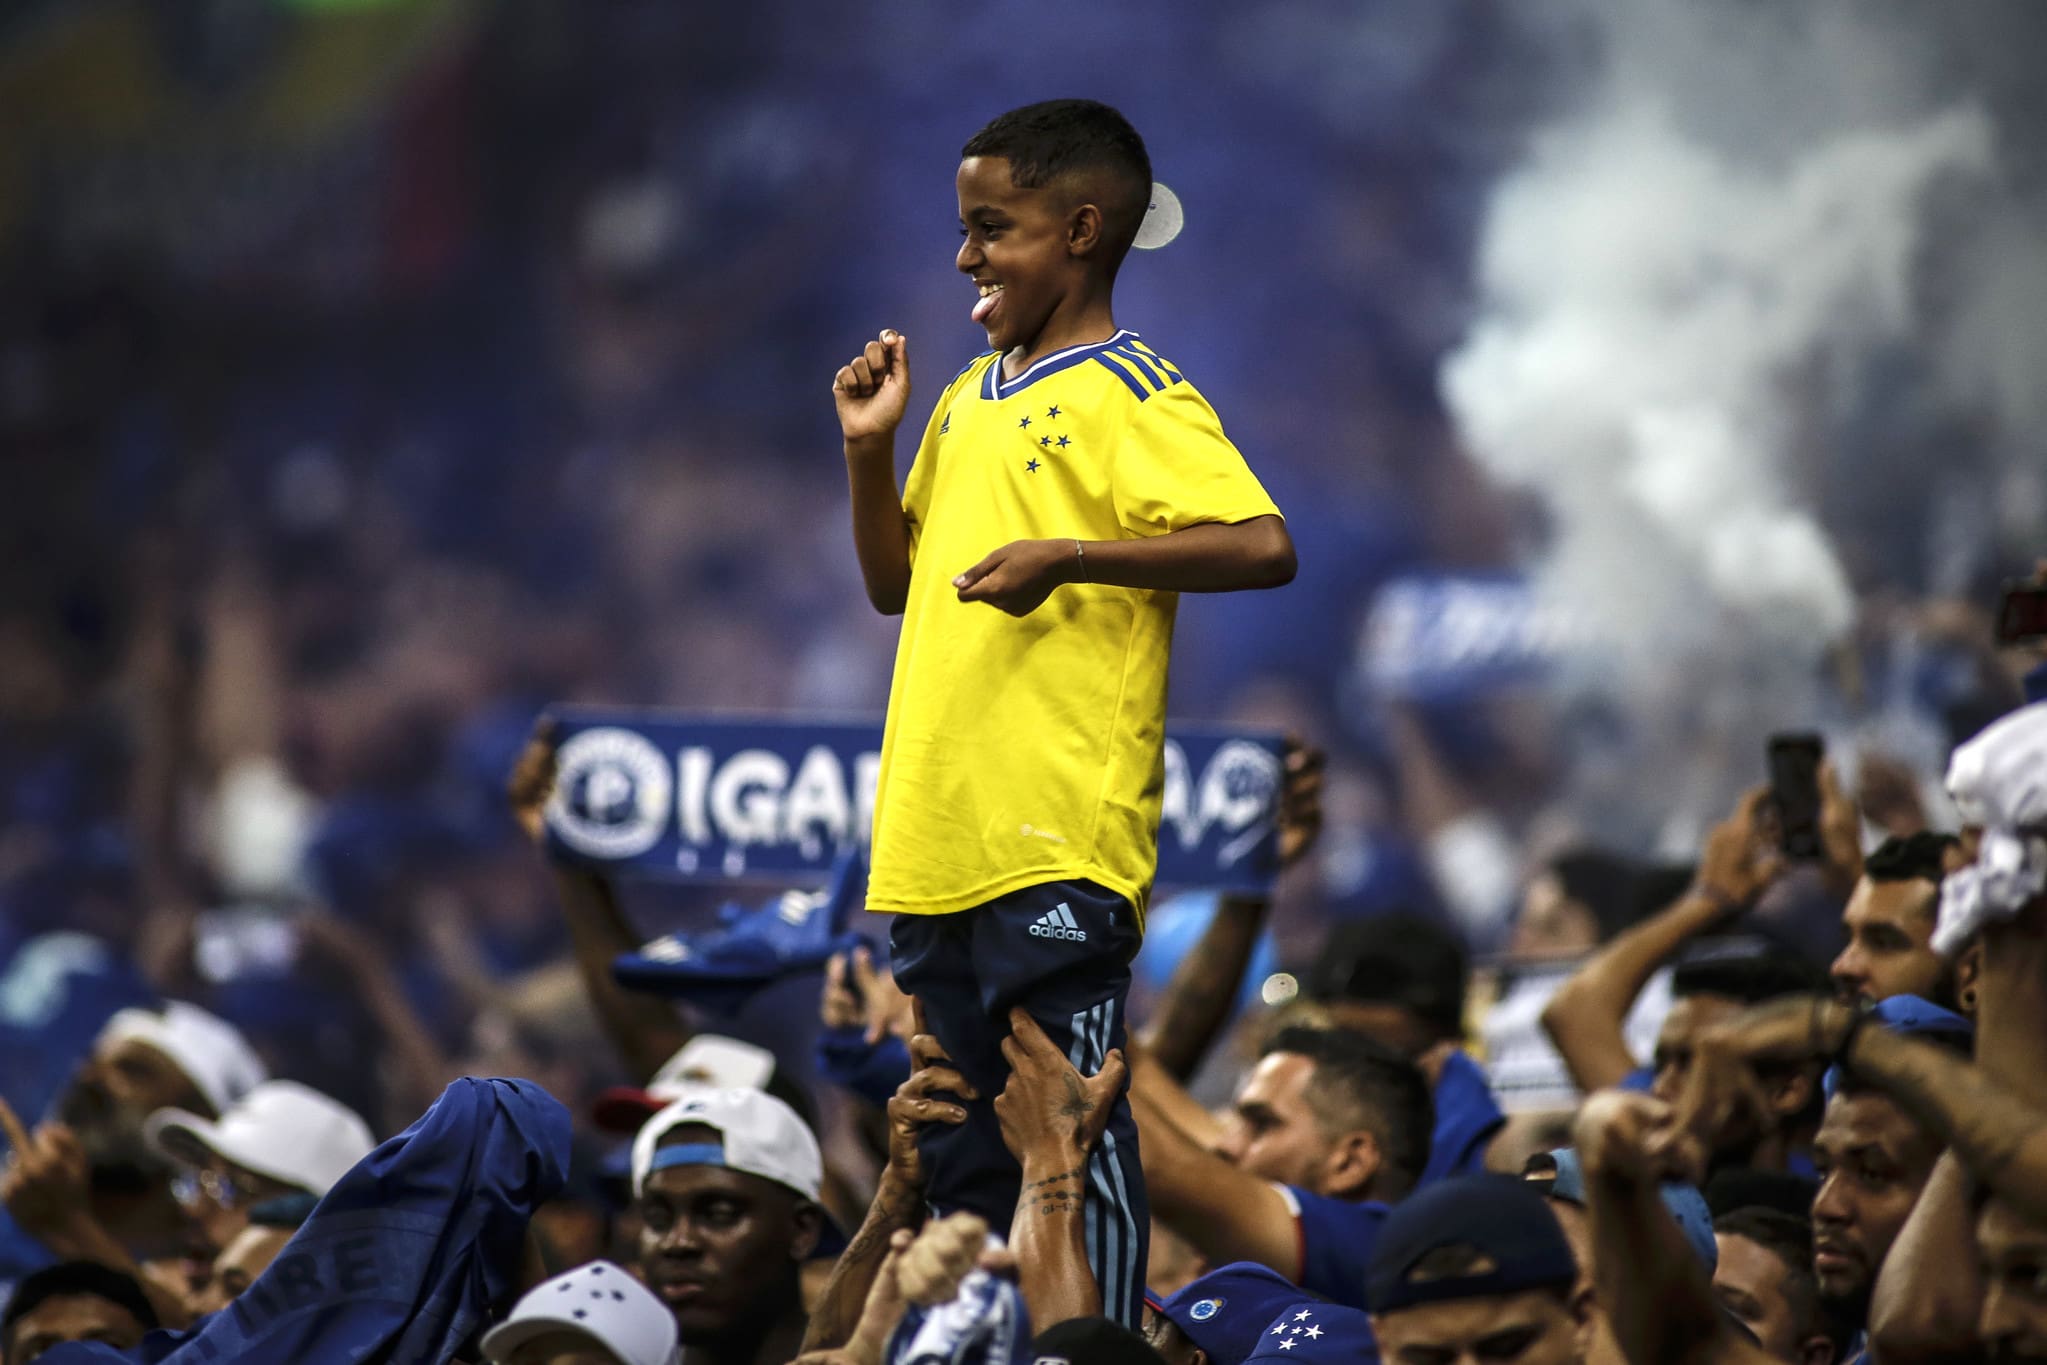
[972,283,1002,324]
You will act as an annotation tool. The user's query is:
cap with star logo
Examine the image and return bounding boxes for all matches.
[1148,1262,1308,1364]
[1244,1302,1376,1359]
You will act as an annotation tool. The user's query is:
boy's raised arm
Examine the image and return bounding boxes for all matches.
[835,329,916,615]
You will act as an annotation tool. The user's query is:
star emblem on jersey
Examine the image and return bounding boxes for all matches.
[1020,403,1072,472]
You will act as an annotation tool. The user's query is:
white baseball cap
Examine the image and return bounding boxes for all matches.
[480,1261,680,1365]
[98,1001,268,1117]
[145,1080,376,1196]
[629,1087,822,1202]
[590,1034,777,1135]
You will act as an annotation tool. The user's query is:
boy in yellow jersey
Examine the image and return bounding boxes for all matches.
[831,99,1294,1323]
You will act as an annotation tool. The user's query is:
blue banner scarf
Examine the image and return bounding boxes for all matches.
[541,708,1287,895]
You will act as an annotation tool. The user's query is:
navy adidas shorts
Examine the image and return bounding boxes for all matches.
[889,880,1149,1327]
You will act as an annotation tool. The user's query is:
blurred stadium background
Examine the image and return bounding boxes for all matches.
[1,0,2042,1135]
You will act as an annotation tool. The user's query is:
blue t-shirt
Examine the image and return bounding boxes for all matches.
[1276,1184,1386,1341]
[1419,1049,1505,1187]
[43,1077,569,1364]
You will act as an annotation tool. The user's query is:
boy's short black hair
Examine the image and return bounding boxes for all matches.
[2,1261,159,1355]
[1309,912,1468,1043]
[961,99,1153,266]
[1863,832,1957,887]
[1262,1025,1434,1199]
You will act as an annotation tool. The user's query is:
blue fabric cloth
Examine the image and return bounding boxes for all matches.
[816,1026,913,1108]
[1618,1064,1656,1093]
[42,1077,570,1364]
[1282,1185,1388,1312]
[1419,1049,1505,1187]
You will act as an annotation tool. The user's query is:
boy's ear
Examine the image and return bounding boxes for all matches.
[1067,202,1104,258]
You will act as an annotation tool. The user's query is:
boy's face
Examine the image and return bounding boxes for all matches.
[956,156,1081,354]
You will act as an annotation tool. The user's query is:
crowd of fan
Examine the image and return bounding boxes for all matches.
[0,668,2043,1364]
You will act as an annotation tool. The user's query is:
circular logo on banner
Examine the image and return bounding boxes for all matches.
[1189,1298,1223,1321]
[1199,740,1283,835]
[549,727,672,859]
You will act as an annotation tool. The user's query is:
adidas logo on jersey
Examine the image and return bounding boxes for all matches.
[1028,903,1087,942]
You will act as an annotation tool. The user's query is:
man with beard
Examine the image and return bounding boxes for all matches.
[1829,835,1968,1010]
[1808,1078,1944,1345]
[0,1002,265,1317]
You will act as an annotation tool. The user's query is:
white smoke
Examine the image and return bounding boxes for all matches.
[1442,0,1998,664]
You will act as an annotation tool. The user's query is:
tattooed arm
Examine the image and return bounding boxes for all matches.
[995,1010,1128,1330]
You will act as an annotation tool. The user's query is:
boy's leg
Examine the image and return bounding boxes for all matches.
[969,880,1149,1328]
[886,911,1019,1230]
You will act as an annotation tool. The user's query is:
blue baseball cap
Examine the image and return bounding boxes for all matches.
[1245,1302,1375,1360]
[1542,1147,1719,1272]
[1823,994,1974,1102]
[1152,1263,1308,1365]
[1366,1174,1577,1315]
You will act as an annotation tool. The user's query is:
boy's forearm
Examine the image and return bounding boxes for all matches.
[1076,516,1294,593]
[846,437,913,614]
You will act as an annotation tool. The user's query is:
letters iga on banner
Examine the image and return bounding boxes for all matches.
[540,708,1284,894]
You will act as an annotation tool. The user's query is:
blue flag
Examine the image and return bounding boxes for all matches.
[541,708,1287,894]
[43,1078,570,1365]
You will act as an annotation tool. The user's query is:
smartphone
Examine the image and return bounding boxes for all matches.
[1996,580,2047,645]
[1767,733,1825,860]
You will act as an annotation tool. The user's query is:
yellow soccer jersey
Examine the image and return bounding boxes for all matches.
[866,331,1283,919]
